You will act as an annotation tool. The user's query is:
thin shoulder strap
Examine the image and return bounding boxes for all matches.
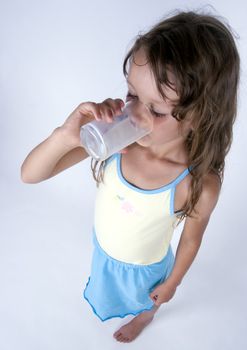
[172,165,193,187]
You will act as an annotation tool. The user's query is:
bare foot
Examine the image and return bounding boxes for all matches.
[113,312,155,343]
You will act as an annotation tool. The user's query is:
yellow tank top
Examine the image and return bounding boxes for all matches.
[93,152,192,265]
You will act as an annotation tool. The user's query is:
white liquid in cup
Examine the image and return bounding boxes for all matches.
[80,100,153,161]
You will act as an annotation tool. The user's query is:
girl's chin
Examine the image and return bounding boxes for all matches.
[136,136,152,147]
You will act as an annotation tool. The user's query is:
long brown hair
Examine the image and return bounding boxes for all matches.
[91,9,240,226]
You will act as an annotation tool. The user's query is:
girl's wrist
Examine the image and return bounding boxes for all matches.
[50,126,79,150]
[163,276,181,289]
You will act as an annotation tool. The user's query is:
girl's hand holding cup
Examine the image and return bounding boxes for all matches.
[55,98,126,149]
[79,98,153,160]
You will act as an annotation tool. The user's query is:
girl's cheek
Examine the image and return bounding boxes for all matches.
[152,119,164,130]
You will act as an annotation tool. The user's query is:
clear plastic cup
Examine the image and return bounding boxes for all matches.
[80,100,153,161]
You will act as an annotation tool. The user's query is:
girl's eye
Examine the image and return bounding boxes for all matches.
[126,92,167,118]
[150,110,168,118]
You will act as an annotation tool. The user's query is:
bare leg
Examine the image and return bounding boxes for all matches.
[113,304,161,343]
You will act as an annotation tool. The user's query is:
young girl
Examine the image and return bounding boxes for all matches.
[21,10,240,343]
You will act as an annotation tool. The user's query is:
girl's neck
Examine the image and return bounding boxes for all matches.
[131,139,189,167]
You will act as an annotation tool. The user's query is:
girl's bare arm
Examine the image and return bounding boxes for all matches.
[165,173,221,288]
[20,128,89,184]
[20,98,125,184]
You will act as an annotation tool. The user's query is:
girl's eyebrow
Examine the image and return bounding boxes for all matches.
[126,79,178,106]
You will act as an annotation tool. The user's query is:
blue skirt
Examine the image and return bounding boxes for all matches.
[83,228,175,322]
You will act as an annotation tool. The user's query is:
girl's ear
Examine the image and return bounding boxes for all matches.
[181,118,194,136]
[186,111,196,130]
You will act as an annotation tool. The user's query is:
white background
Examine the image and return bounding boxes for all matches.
[0,0,246,349]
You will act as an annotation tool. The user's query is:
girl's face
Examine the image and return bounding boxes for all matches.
[125,48,192,157]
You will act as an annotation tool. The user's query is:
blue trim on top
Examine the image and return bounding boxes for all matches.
[104,152,118,168]
[170,186,176,215]
[171,167,191,186]
[170,165,193,215]
[117,152,192,195]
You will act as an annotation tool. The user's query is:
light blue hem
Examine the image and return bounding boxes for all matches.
[170,186,184,216]
[106,152,193,215]
[170,166,194,215]
[83,277,155,322]
[170,186,176,215]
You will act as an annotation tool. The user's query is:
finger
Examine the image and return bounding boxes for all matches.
[99,106,115,122]
[77,102,102,121]
[115,98,125,110]
[102,98,125,115]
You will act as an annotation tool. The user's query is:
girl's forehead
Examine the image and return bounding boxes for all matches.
[128,54,179,106]
[127,59,179,105]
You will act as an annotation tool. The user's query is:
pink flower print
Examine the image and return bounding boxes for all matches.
[121,200,135,214]
[115,194,141,216]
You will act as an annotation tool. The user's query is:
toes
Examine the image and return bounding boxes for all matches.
[113,326,132,342]
[117,333,123,341]
[118,335,124,342]
[113,331,121,338]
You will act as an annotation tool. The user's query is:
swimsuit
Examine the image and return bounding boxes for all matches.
[83,152,192,322]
